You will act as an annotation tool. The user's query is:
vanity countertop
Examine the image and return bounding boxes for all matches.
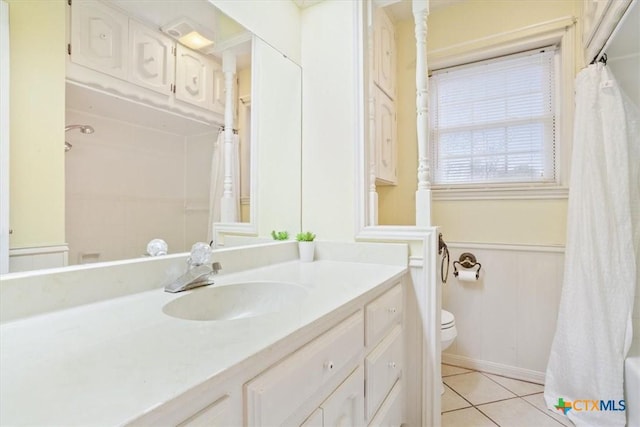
[0,259,406,426]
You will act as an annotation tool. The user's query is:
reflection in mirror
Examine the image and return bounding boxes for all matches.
[4,0,301,272]
[365,0,422,227]
[64,0,251,265]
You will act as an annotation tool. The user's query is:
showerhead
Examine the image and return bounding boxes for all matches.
[65,124,95,134]
[64,124,95,152]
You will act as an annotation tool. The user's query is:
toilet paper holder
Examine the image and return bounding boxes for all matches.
[453,252,482,279]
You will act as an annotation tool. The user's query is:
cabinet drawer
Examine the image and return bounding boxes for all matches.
[320,366,365,427]
[368,380,402,427]
[366,284,402,346]
[245,311,364,426]
[365,325,403,420]
[178,396,229,427]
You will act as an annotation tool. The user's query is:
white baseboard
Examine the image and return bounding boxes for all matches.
[442,353,546,385]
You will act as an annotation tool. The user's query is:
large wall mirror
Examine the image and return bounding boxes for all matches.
[2,0,302,272]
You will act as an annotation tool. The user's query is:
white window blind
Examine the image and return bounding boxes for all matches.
[429,48,557,186]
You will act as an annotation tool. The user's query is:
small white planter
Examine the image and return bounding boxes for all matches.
[298,241,315,262]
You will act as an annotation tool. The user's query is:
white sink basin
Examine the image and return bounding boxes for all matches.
[162,281,308,321]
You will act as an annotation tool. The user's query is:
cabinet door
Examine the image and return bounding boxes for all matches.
[245,311,364,426]
[368,380,402,427]
[365,325,403,420]
[375,89,397,185]
[321,366,365,427]
[129,20,175,95]
[71,0,128,80]
[178,396,230,427]
[300,408,323,427]
[376,8,395,98]
[175,44,213,109]
[210,60,225,114]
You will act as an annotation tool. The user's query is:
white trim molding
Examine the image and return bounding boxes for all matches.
[433,185,569,201]
[442,354,546,385]
[0,0,9,275]
[446,241,565,253]
[428,16,577,201]
[356,225,440,427]
[8,245,69,273]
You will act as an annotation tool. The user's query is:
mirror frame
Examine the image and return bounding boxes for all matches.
[0,0,9,274]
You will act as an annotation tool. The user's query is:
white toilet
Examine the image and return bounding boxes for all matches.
[441,309,457,394]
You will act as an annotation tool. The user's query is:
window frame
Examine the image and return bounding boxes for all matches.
[427,17,575,201]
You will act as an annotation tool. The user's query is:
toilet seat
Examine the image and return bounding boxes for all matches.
[441,310,455,330]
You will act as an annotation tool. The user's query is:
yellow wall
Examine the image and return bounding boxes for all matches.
[8,0,66,248]
[377,19,417,226]
[379,0,580,245]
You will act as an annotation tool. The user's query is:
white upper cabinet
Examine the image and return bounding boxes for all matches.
[71,0,128,80]
[375,86,397,184]
[128,20,175,95]
[210,62,225,115]
[375,7,396,99]
[175,44,216,110]
[69,0,226,121]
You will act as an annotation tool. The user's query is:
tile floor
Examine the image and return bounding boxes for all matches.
[441,364,574,427]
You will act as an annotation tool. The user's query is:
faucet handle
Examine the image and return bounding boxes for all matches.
[212,262,222,274]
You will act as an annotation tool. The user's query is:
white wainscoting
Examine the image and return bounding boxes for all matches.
[9,245,69,273]
[441,242,565,384]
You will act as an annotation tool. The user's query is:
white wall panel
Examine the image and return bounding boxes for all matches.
[442,243,564,382]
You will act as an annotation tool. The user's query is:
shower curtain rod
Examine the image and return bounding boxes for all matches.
[592,0,637,64]
[218,126,238,134]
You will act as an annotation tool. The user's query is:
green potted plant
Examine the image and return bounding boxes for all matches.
[296,231,316,262]
[271,230,289,241]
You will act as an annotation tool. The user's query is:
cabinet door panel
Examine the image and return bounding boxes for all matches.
[376,8,395,98]
[321,366,365,427]
[375,89,397,184]
[300,408,323,427]
[368,380,402,427]
[366,284,402,346]
[71,0,128,79]
[245,311,364,426]
[365,325,403,420]
[178,396,230,427]
[210,61,225,114]
[175,44,213,109]
[129,20,175,95]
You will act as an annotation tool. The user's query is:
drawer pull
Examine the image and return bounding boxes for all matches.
[388,361,397,369]
[325,361,335,371]
[387,307,397,314]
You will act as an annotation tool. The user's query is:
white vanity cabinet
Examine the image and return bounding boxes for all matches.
[245,311,364,426]
[371,6,397,186]
[177,396,231,427]
[365,284,404,426]
[68,0,225,121]
[129,278,408,427]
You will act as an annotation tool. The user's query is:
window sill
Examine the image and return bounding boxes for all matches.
[431,185,569,201]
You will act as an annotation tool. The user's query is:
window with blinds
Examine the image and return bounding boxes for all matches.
[429,48,557,186]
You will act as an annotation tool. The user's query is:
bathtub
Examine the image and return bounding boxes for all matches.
[626,350,640,427]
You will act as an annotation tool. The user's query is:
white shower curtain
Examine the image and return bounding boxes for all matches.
[207,131,241,242]
[545,63,640,426]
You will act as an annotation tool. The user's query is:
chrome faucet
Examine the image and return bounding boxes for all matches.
[165,242,222,293]
[165,262,222,293]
